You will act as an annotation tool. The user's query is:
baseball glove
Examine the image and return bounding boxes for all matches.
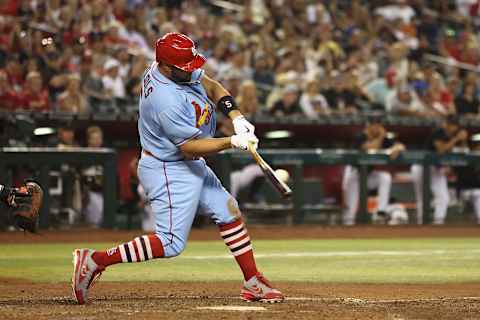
[7,181,43,233]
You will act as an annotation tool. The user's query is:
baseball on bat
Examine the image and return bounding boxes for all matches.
[248,142,293,199]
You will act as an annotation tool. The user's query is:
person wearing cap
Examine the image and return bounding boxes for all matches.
[72,32,284,305]
[342,115,405,225]
[102,58,126,100]
[411,115,469,224]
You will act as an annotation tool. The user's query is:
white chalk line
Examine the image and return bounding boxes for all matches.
[196,306,267,311]
[3,295,480,308]
[89,295,480,304]
[144,295,480,305]
[285,296,480,304]
[179,249,480,260]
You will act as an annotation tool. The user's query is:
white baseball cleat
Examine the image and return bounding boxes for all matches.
[241,272,284,303]
[71,248,105,305]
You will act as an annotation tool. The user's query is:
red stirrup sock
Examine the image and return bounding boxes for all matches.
[92,234,164,267]
[219,219,258,280]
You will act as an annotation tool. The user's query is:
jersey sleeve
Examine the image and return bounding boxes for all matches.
[157,104,202,146]
[428,129,446,150]
[354,132,367,150]
[382,137,395,149]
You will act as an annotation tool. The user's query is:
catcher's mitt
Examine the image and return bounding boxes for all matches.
[7,181,43,233]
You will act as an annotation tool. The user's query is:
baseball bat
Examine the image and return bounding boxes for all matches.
[248,142,292,199]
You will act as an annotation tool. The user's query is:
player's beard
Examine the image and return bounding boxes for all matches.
[170,67,193,84]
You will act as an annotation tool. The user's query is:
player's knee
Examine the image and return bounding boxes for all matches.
[156,234,187,258]
[216,197,243,225]
[168,238,187,257]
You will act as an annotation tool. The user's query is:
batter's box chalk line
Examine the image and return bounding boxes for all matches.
[196,306,267,311]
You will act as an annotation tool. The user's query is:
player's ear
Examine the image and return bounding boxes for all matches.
[157,62,170,73]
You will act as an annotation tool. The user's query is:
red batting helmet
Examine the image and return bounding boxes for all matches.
[155,32,206,72]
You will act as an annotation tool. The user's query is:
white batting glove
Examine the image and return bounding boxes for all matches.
[231,133,259,151]
[232,115,255,135]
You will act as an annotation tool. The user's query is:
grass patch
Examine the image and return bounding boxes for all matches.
[1,238,480,283]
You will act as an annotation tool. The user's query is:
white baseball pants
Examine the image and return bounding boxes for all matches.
[410,164,449,225]
[460,189,480,224]
[342,165,392,225]
[230,164,264,198]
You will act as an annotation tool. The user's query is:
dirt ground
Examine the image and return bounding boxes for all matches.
[1,225,480,320]
[1,225,479,243]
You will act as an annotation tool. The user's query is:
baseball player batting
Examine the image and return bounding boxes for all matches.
[72,32,284,304]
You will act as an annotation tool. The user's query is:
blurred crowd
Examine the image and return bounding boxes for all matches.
[3,0,480,228]
[0,0,479,120]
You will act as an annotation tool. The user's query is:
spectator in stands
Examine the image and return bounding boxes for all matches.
[426,73,455,115]
[299,78,330,118]
[18,71,49,111]
[79,50,93,88]
[56,126,78,149]
[226,49,253,81]
[322,72,358,114]
[4,1,479,124]
[270,83,303,117]
[374,0,416,24]
[83,55,111,112]
[221,68,244,99]
[0,70,18,110]
[119,14,149,52]
[236,80,260,116]
[5,54,24,92]
[342,115,405,225]
[252,53,275,103]
[411,115,469,225]
[365,68,397,110]
[82,126,104,227]
[353,46,379,89]
[114,48,131,82]
[455,82,479,117]
[386,83,427,116]
[125,53,147,101]
[102,58,126,104]
[57,73,88,114]
[38,39,63,86]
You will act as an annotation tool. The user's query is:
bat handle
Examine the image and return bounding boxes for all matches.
[248,141,257,153]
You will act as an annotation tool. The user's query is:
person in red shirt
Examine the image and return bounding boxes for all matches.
[0,70,19,110]
[18,71,49,111]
